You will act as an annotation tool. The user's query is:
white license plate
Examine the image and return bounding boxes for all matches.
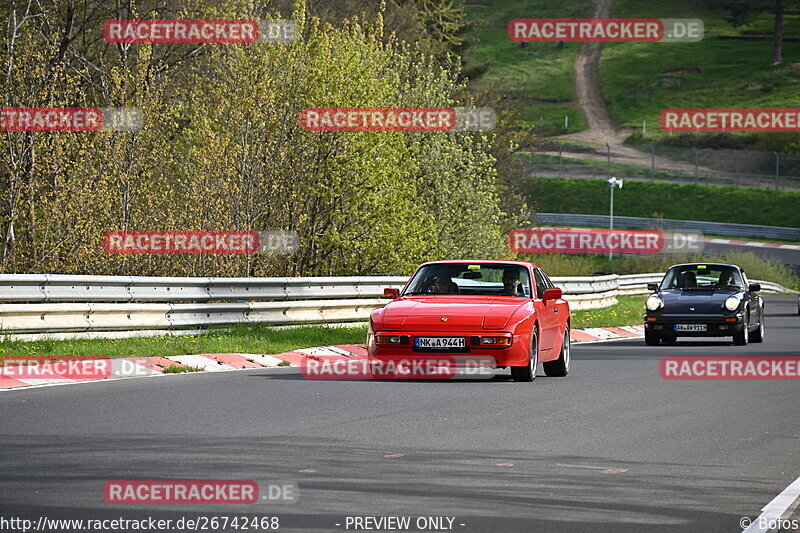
[416,337,465,349]
[675,324,707,332]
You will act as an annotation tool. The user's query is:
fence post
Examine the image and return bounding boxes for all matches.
[649,145,655,180]
[773,151,780,190]
[606,143,611,178]
[734,149,740,186]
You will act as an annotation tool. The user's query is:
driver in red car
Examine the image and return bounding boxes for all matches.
[502,269,523,296]
[434,276,458,294]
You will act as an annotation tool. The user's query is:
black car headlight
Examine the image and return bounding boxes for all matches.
[724,296,742,312]
[646,294,663,311]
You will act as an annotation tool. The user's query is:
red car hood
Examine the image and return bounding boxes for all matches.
[381,296,528,331]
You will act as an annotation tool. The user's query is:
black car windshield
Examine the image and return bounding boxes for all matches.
[403,263,532,297]
[660,265,744,290]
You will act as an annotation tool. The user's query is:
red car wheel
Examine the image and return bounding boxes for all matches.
[511,326,538,382]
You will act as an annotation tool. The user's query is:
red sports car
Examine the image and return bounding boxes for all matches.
[367,260,571,381]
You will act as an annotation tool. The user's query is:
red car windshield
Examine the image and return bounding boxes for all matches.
[403,263,532,297]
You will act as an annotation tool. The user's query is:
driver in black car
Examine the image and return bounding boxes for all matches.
[502,269,523,296]
[718,271,734,286]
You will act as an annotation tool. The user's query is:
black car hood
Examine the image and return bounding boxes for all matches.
[659,287,743,314]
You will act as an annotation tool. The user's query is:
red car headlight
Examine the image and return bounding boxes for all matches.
[375,335,411,345]
[480,336,510,345]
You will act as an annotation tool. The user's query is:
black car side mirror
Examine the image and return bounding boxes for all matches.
[748,283,761,292]
[647,283,659,292]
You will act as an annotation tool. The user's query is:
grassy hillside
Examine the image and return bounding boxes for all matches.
[464,0,591,134]
[603,0,800,137]
[464,0,800,138]
[526,177,800,228]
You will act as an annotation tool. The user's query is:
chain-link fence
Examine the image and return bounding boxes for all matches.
[529,142,800,190]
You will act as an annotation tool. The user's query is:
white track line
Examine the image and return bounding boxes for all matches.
[743,476,800,532]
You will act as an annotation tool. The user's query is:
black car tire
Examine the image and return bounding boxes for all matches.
[661,333,677,345]
[544,326,570,377]
[750,314,765,343]
[733,315,749,345]
[511,326,538,382]
[645,329,660,346]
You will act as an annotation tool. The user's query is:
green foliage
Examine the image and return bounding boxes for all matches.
[0,0,515,276]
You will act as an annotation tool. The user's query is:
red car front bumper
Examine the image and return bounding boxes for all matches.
[368,330,531,367]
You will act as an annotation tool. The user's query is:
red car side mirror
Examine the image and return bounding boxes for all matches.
[542,287,562,300]
[383,288,400,299]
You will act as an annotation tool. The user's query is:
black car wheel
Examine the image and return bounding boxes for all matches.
[511,326,537,382]
[645,328,660,346]
[544,326,570,377]
[750,313,765,343]
[733,314,749,345]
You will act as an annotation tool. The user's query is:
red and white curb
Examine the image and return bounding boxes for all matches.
[702,237,800,251]
[570,325,644,343]
[0,346,368,392]
[0,329,640,391]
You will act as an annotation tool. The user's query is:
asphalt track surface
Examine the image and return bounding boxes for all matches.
[1,296,798,533]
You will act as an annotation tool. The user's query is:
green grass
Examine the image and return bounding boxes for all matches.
[603,0,800,138]
[162,364,203,373]
[571,295,647,329]
[463,0,800,140]
[0,324,368,358]
[526,177,800,228]
[463,0,590,134]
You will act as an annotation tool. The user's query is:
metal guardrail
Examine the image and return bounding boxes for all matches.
[0,274,794,336]
[534,213,800,241]
[0,274,409,303]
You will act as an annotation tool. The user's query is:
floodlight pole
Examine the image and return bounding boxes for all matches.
[607,177,623,260]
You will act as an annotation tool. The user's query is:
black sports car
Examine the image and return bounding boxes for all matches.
[644,263,765,346]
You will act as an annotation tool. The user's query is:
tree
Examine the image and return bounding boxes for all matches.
[720,0,799,64]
